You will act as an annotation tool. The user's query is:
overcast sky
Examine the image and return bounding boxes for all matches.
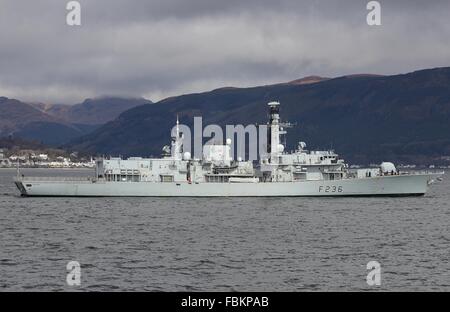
[0,0,449,104]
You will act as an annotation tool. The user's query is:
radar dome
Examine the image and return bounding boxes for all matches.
[183,152,191,160]
[226,138,232,145]
[277,144,284,153]
[380,162,396,173]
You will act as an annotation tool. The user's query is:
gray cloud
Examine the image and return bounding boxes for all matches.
[0,0,449,104]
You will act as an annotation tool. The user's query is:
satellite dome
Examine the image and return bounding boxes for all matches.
[380,162,396,173]
[277,144,284,153]
[183,152,191,160]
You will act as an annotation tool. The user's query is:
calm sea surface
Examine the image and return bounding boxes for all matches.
[0,168,449,291]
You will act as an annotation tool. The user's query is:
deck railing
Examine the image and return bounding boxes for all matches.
[16,176,95,183]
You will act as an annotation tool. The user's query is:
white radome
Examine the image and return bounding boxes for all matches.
[183,152,191,160]
[277,144,284,153]
[380,162,396,174]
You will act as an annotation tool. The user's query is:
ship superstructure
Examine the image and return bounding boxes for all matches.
[15,102,443,197]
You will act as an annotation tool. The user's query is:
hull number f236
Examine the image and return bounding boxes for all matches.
[319,185,343,193]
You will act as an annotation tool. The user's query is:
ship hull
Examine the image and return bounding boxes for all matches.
[15,173,440,197]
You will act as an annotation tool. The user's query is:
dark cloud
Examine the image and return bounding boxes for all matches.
[0,0,449,103]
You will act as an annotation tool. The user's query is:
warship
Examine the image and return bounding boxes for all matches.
[15,102,443,197]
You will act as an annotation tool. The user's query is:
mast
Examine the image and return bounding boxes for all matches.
[267,101,281,164]
[267,101,292,164]
[16,160,20,180]
[171,115,183,160]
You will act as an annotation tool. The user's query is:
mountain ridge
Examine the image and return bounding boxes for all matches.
[29,96,153,125]
[67,66,450,165]
[0,96,153,145]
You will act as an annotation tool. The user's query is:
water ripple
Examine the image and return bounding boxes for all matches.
[1,168,449,291]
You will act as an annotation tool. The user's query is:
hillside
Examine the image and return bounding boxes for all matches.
[31,97,152,125]
[0,97,58,131]
[1,96,152,145]
[0,97,87,145]
[67,67,450,165]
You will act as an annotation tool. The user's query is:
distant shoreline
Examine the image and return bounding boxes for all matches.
[0,167,93,170]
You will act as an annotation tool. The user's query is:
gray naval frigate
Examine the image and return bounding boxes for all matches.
[15,101,443,197]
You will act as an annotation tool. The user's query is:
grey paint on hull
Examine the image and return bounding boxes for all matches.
[15,173,439,197]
